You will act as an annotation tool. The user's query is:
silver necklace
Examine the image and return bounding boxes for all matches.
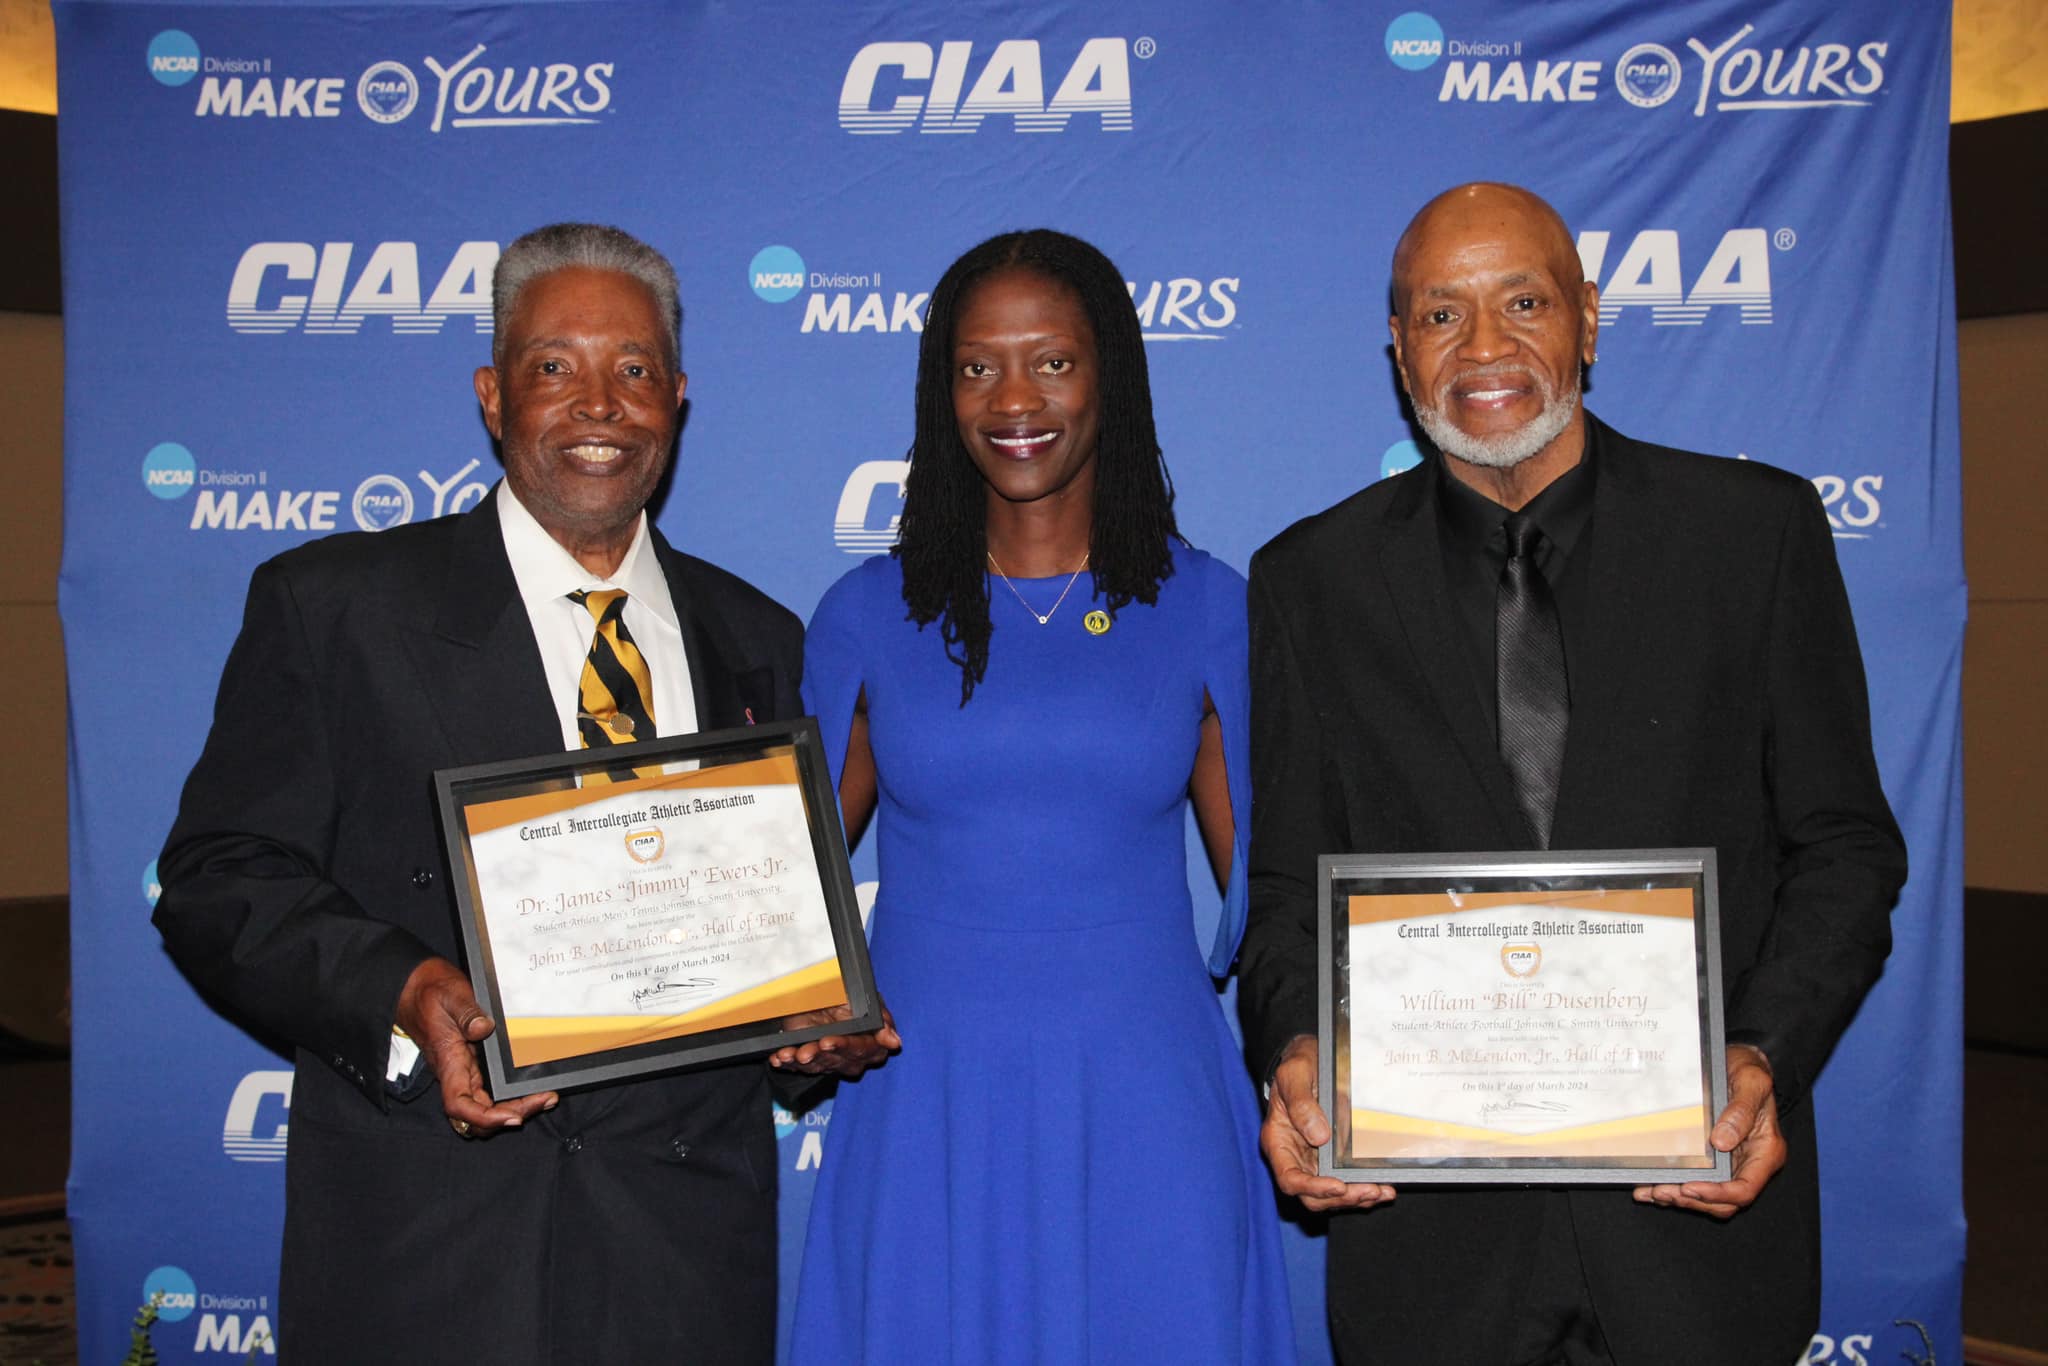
[986,548,1090,625]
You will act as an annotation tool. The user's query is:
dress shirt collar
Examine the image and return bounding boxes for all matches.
[1434,415,1600,574]
[496,480,678,629]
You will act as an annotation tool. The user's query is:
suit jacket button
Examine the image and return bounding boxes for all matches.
[412,869,436,888]
[670,1140,690,1160]
[564,1135,584,1154]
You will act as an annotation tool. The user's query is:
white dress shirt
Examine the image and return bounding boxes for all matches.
[496,480,699,746]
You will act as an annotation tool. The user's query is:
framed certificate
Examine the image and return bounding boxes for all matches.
[434,718,880,1098]
[1318,850,1730,1185]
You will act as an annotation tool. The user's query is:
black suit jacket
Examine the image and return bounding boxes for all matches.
[1240,417,1906,1366]
[155,493,802,1365]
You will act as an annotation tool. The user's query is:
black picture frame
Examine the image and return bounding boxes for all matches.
[434,717,880,1098]
[1317,849,1731,1185]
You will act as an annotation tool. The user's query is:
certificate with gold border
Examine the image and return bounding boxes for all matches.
[435,718,879,1099]
[1317,850,1730,1184]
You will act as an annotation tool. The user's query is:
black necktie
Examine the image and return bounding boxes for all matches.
[1496,512,1568,848]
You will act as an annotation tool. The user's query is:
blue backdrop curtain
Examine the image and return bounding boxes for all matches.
[57,2,1962,1361]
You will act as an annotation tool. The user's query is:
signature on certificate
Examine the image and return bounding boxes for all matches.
[630,977,719,1012]
[1478,1096,1573,1119]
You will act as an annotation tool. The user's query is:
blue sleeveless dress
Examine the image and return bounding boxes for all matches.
[789,546,1293,1365]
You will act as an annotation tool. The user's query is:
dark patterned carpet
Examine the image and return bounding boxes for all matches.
[0,1214,73,1366]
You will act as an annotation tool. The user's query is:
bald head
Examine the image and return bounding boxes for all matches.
[1385,182,1599,499]
[1391,182,1584,315]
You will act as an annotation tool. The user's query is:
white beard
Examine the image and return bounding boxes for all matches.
[1414,382,1579,470]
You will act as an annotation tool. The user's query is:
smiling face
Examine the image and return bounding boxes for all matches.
[473,265,687,575]
[950,267,1102,514]
[1389,185,1599,476]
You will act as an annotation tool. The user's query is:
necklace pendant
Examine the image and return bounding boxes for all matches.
[986,547,1089,628]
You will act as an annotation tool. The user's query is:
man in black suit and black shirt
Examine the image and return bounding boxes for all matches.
[1239,183,1906,1365]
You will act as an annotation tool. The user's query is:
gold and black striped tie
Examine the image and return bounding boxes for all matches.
[570,588,656,783]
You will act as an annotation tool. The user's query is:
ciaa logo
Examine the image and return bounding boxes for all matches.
[356,61,419,123]
[227,240,498,335]
[223,1070,292,1163]
[1615,43,1682,108]
[841,38,1138,134]
[836,462,909,553]
[353,475,416,531]
[1575,227,1788,327]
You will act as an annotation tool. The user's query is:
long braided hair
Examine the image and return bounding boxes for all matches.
[893,229,1180,704]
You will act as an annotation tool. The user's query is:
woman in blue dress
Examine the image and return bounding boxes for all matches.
[785,229,1293,1364]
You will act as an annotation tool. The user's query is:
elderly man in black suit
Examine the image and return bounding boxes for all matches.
[1239,183,1906,1365]
[155,223,893,1364]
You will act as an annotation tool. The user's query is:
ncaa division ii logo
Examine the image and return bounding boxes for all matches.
[1384,13,1445,70]
[750,246,805,303]
[142,1266,198,1321]
[148,30,201,86]
[142,443,196,499]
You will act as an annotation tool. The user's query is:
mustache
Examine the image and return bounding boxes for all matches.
[1438,362,1547,390]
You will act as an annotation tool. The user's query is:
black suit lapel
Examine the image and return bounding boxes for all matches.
[1371,469,1531,845]
[406,496,563,767]
[1551,420,1672,848]
[653,532,776,733]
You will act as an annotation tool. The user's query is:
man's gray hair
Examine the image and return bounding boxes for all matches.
[492,223,682,366]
